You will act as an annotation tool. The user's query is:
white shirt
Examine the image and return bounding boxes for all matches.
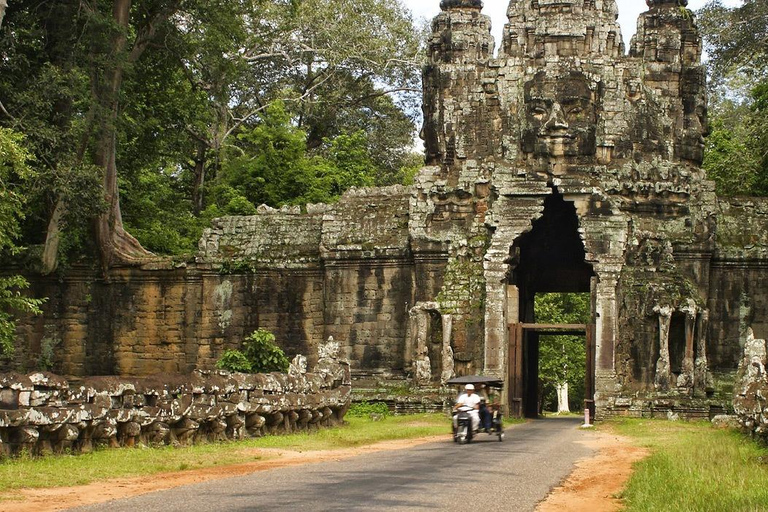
[456,392,481,409]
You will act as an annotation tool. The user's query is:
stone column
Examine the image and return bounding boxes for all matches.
[594,267,621,407]
[654,305,674,392]
[441,314,455,383]
[694,309,710,396]
[483,261,509,376]
[678,300,697,390]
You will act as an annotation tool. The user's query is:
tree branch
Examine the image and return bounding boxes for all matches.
[128,2,181,63]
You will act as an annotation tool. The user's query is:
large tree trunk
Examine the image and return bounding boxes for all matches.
[556,382,570,414]
[0,0,7,30]
[92,0,154,269]
[41,200,65,274]
[191,141,207,215]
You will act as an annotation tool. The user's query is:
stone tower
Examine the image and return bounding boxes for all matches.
[416,0,719,417]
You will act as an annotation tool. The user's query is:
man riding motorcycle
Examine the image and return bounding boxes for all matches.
[453,384,481,432]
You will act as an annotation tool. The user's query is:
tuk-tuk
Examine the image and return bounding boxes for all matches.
[446,375,505,444]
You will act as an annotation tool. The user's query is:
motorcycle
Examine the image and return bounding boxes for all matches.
[453,405,475,444]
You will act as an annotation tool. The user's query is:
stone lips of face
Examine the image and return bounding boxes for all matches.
[521,71,601,158]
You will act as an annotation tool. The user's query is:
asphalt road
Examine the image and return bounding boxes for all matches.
[72,417,594,512]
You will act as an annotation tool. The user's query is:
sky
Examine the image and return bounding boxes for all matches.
[402,0,743,50]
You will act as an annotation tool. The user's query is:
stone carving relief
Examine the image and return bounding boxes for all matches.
[521,71,602,160]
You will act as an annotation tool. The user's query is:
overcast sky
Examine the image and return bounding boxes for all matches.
[402,0,743,50]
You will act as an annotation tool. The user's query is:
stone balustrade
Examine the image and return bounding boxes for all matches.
[0,354,350,456]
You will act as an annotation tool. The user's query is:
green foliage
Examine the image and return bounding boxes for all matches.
[535,293,590,412]
[221,102,316,208]
[120,167,205,255]
[217,103,393,211]
[0,128,33,254]
[0,129,45,357]
[703,116,761,196]
[216,328,290,374]
[1,0,424,260]
[0,277,45,358]
[699,0,768,197]
[243,329,290,373]
[216,349,253,373]
[37,336,61,371]
[347,401,392,418]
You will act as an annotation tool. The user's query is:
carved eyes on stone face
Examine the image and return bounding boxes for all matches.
[530,103,549,121]
[528,100,591,126]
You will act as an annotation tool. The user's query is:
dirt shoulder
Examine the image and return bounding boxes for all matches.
[537,428,649,512]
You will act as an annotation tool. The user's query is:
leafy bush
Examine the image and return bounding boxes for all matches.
[242,329,290,373]
[347,401,391,418]
[216,349,252,373]
[216,328,290,374]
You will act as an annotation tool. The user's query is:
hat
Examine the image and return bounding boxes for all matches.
[465,384,475,391]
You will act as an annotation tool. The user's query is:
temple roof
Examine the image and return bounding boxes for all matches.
[440,0,483,10]
[646,0,689,6]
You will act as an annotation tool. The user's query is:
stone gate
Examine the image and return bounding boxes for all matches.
[9,0,768,419]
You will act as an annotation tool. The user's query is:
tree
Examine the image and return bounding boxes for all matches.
[0,128,45,357]
[214,102,386,212]
[698,0,768,196]
[535,293,590,414]
[0,1,106,272]
[1,0,425,264]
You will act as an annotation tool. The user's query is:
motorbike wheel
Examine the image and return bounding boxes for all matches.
[457,425,469,445]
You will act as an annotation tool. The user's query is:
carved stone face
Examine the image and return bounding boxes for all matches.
[679,103,707,163]
[522,71,600,158]
[678,70,708,164]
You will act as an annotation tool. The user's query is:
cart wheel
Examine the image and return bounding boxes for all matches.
[498,432,504,442]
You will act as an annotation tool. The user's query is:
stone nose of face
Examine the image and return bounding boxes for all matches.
[544,103,568,130]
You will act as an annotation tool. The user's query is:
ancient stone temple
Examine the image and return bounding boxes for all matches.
[9,0,768,419]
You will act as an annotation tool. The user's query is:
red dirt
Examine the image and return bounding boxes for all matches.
[537,429,649,512]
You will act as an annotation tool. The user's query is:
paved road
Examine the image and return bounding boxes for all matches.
[73,417,594,512]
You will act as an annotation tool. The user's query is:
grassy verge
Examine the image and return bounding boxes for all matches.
[0,413,450,496]
[611,419,768,512]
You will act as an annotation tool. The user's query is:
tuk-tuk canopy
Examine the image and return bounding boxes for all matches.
[445,375,504,388]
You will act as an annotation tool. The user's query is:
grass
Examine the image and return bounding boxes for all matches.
[610,418,768,512]
[0,414,450,496]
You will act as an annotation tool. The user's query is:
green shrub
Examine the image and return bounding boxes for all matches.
[347,401,391,418]
[243,329,290,373]
[216,329,290,374]
[216,349,252,373]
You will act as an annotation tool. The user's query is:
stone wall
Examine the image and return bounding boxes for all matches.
[0,349,351,457]
[10,268,323,376]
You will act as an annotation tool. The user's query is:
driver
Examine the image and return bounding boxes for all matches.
[454,384,481,432]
